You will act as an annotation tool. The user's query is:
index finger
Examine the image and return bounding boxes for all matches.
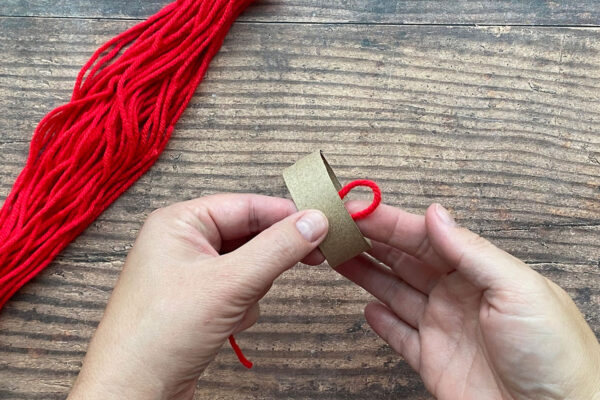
[346,201,447,268]
[167,193,297,252]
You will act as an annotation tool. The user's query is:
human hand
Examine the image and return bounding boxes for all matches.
[68,194,328,400]
[338,203,600,400]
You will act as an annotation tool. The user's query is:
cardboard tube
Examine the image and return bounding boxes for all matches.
[283,151,371,267]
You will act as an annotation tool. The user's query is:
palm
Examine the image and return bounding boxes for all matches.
[340,256,549,400]
[419,272,507,399]
[421,267,579,400]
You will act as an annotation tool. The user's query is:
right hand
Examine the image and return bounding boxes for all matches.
[338,203,600,400]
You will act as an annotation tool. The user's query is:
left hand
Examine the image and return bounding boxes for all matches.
[68,194,328,400]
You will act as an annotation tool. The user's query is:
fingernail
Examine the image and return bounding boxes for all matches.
[435,204,457,227]
[296,211,328,242]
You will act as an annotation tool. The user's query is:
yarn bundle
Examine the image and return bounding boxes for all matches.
[0,0,256,367]
[0,0,254,309]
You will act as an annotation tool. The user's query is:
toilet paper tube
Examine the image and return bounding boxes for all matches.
[283,150,371,267]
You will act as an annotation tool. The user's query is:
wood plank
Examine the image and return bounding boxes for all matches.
[0,17,599,400]
[2,0,600,26]
[1,18,600,232]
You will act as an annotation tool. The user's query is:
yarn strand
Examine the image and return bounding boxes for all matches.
[229,335,253,369]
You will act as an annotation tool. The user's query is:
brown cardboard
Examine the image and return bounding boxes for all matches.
[283,151,371,267]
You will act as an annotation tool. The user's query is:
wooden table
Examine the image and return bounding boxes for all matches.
[1,1,599,399]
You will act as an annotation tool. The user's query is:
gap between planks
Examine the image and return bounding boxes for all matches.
[1,14,600,29]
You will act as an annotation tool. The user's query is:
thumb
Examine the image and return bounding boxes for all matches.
[425,203,538,291]
[227,209,328,290]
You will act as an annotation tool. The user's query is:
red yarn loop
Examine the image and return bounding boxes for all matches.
[338,179,382,220]
[229,335,253,369]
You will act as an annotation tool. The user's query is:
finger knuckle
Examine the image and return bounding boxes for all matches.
[453,231,493,271]
[148,206,167,219]
[270,232,301,262]
[465,231,493,253]
[144,206,168,228]
[219,255,269,294]
[413,235,433,261]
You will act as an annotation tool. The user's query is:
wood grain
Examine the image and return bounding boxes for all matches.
[1,0,600,25]
[0,5,599,400]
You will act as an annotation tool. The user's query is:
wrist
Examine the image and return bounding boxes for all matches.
[67,321,214,400]
[68,363,198,400]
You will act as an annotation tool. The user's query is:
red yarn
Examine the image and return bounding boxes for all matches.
[338,179,382,219]
[0,0,255,367]
[0,0,254,308]
[229,335,253,369]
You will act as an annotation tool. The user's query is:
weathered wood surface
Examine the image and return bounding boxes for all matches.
[1,2,600,400]
[2,0,600,25]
